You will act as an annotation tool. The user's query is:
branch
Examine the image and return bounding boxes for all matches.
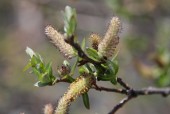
[92,85,127,94]
[117,77,131,90]
[93,79,170,114]
[108,95,133,114]
[108,87,170,114]
[133,87,170,97]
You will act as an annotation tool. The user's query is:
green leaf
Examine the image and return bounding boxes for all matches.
[98,70,115,81]
[82,92,90,109]
[70,57,79,76]
[25,47,56,86]
[79,66,89,74]
[110,60,119,75]
[96,60,118,84]
[30,56,37,67]
[66,75,75,83]
[86,48,101,61]
[157,68,170,87]
[41,72,50,83]
[34,81,51,87]
[81,38,86,51]
[63,6,77,37]
[85,64,93,73]
[23,62,31,72]
[32,68,41,80]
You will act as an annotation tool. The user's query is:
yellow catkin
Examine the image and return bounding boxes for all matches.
[98,17,121,58]
[89,34,101,50]
[55,74,94,114]
[44,104,54,114]
[45,26,75,59]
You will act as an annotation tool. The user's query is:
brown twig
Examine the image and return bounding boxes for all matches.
[92,85,127,94]
[117,77,131,90]
[93,83,170,114]
[108,95,134,114]
[108,87,170,114]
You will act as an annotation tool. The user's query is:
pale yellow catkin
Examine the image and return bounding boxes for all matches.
[98,17,121,58]
[45,26,75,59]
[55,74,94,114]
[44,104,54,114]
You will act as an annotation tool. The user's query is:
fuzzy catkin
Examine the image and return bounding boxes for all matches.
[98,17,121,58]
[45,26,75,59]
[89,34,101,50]
[55,74,94,114]
[44,104,54,114]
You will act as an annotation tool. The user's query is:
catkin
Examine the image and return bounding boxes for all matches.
[98,17,121,58]
[45,26,75,59]
[55,74,94,114]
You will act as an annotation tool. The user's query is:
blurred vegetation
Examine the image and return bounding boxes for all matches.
[0,0,170,114]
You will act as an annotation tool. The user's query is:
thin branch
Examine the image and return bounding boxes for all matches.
[133,87,170,97]
[108,87,170,114]
[108,95,133,114]
[117,77,131,90]
[92,85,127,94]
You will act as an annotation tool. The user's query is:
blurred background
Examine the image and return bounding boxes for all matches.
[0,0,170,114]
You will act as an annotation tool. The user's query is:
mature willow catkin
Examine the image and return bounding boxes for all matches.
[45,25,75,59]
[98,17,121,58]
[55,74,94,114]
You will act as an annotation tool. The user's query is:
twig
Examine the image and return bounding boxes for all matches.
[117,77,131,90]
[92,85,127,94]
[133,87,170,97]
[93,83,170,114]
[108,87,170,114]
[108,95,134,114]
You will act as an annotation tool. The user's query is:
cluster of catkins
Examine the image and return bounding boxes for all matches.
[44,17,121,114]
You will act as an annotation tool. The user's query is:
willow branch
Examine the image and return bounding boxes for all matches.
[117,77,131,90]
[108,95,133,114]
[92,85,127,94]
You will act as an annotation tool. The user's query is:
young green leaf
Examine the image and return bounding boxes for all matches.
[82,92,90,109]
[81,38,86,51]
[63,6,77,37]
[23,62,31,72]
[26,47,35,58]
[34,81,51,87]
[86,48,101,61]
[79,66,89,74]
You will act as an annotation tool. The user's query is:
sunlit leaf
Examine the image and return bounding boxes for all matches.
[34,81,51,87]
[26,47,35,58]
